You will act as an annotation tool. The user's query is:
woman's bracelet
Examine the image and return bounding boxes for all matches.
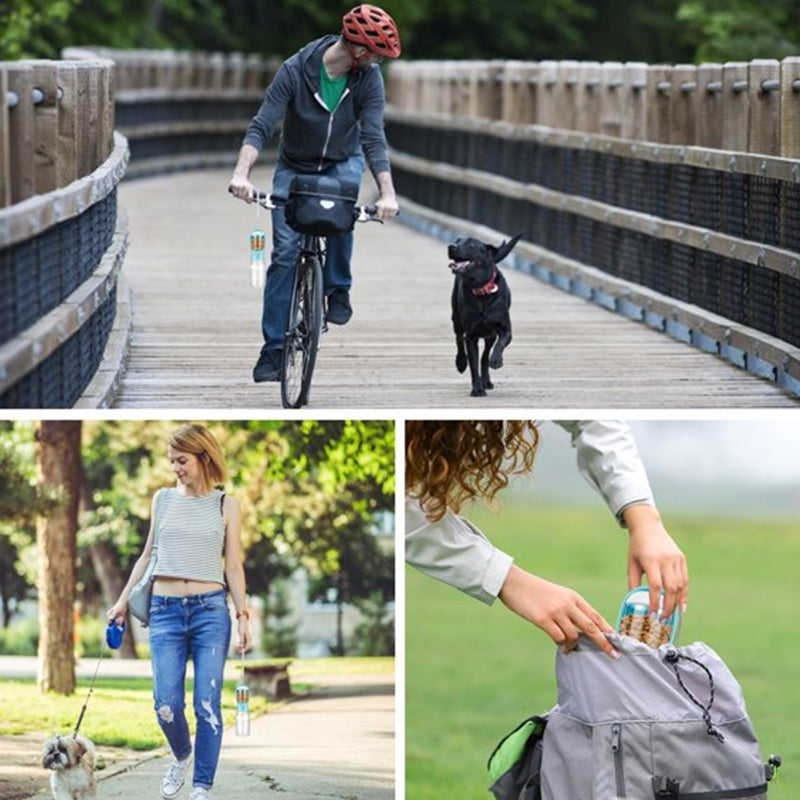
[236,609,250,620]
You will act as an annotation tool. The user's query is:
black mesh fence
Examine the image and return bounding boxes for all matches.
[0,190,117,346]
[389,120,800,348]
[0,282,117,408]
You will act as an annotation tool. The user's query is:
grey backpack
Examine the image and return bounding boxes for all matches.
[488,634,781,800]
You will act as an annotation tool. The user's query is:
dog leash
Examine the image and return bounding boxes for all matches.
[72,645,105,738]
[72,620,124,738]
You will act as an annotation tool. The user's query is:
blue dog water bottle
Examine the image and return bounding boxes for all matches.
[105,620,126,650]
[249,229,266,289]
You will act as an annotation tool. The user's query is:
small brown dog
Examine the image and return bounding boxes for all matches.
[42,734,97,800]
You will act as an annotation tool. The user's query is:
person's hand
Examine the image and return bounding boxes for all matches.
[228,173,255,203]
[499,566,619,658]
[624,503,689,619]
[106,601,127,626]
[237,616,252,654]
[374,191,399,221]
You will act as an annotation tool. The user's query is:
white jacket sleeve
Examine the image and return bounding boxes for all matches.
[556,420,655,523]
[405,497,513,605]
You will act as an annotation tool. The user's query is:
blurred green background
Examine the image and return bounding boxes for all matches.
[405,420,800,799]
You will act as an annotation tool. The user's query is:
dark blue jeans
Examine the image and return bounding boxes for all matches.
[260,152,366,353]
[149,589,231,789]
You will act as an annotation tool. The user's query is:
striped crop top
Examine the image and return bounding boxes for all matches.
[153,488,226,585]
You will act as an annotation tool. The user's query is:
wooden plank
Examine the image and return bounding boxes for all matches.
[111,167,798,409]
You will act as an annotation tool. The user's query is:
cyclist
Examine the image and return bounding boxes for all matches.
[229,4,402,383]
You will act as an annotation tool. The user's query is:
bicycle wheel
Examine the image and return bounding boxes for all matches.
[281,253,323,408]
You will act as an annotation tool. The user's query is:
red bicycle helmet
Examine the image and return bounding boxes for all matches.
[342,4,401,59]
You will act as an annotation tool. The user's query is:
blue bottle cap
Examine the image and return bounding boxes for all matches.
[106,620,126,649]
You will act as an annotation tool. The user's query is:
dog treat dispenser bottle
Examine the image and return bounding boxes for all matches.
[235,648,250,737]
[249,229,266,289]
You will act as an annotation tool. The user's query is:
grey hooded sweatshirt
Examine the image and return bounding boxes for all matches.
[242,35,392,177]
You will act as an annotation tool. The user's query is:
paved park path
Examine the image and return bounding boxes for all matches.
[0,671,393,800]
[114,167,798,408]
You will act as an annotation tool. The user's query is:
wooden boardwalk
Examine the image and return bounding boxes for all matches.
[115,168,798,409]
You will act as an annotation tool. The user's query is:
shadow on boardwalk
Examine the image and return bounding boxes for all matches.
[115,168,798,408]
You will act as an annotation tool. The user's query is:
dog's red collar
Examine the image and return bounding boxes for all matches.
[472,267,499,296]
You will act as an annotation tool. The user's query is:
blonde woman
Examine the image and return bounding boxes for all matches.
[406,420,689,658]
[108,424,251,800]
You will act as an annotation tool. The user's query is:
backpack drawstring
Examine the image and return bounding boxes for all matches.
[664,648,725,743]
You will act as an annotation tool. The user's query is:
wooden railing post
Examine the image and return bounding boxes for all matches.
[600,61,624,138]
[696,62,723,149]
[575,61,601,134]
[0,68,10,208]
[6,63,36,204]
[748,59,780,156]
[56,62,78,187]
[29,61,59,195]
[537,60,559,128]
[622,62,647,141]
[670,63,698,145]
[646,64,672,144]
[779,56,800,159]
[721,61,749,153]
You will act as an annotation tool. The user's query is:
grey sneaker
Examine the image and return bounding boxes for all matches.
[188,789,210,800]
[161,755,192,799]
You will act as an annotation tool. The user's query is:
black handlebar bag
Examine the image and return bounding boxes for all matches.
[285,174,359,237]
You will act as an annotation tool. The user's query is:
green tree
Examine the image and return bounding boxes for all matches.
[0,422,49,627]
[0,0,78,59]
[677,0,800,61]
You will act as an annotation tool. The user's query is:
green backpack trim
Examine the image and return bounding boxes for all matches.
[487,715,547,787]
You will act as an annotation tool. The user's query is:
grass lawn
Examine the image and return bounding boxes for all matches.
[0,656,391,750]
[406,498,799,799]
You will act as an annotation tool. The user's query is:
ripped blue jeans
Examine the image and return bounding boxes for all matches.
[149,590,232,789]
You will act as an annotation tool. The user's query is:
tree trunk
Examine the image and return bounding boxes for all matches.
[88,540,138,658]
[36,421,81,695]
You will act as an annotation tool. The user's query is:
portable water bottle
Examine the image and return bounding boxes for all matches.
[249,229,266,289]
[235,682,250,736]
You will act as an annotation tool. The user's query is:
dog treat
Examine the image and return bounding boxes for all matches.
[616,586,680,648]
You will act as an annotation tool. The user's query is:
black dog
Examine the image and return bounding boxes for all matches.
[448,232,522,397]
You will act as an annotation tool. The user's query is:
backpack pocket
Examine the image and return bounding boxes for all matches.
[650,720,769,799]
[488,714,548,800]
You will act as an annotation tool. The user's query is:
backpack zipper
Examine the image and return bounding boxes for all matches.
[611,723,626,798]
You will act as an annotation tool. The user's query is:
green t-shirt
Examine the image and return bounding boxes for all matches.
[320,64,348,112]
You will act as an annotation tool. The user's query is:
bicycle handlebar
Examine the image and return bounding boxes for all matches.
[229,186,383,222]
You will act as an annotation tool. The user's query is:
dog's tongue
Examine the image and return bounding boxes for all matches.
[449,259,470,272]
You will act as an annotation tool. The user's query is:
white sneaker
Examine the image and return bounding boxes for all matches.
[188,789,210,800]
[161,754,192,799]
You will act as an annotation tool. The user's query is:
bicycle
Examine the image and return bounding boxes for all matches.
[250,188,380,408]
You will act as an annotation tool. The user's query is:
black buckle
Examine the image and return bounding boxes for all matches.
[652,775,681,798]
